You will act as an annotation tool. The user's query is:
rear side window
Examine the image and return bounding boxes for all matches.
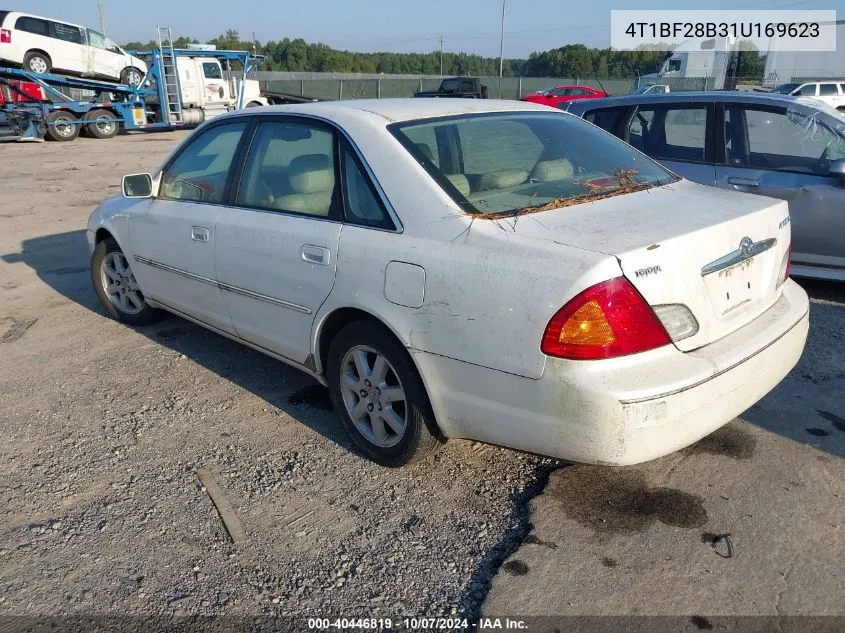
[627,104,711,163]
[15,16,49,36]
[819,83,839,96]
[583,107,629,136]
[52,22,84,44]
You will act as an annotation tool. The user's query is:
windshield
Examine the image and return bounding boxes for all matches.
[772,83,800,94]
[389,111,678,217]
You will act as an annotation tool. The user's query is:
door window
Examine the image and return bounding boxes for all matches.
[627,105,710,162]
[88,30,108,49]
[236,120,338,218]
[724,105,845,175]
[14,16,49,36]
[796,84,817,96]
[160,122,248,203]
[583,106,630,136]
[819,83,839,96]
[342,147,394,230]
[203,63,222,79]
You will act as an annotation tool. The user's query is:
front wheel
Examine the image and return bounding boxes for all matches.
[91,237,160,326]
[327,320,443,467]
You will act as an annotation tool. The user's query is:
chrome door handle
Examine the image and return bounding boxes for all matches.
[301,244,330,266]
[727,177,760,188]
[191,226,210,242]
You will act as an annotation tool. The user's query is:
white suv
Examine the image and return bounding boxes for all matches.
[0,10,147,85]
[772,81,845,111]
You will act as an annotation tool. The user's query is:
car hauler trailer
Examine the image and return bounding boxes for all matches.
[0,27,284,142]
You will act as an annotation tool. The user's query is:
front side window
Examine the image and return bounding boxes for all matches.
[667,59,682,72]
[52,22,84,44]
[236,120,338,218]
[160,122,248,203]
[724,105,845,175]
[390,112,676,217]
[15,16,48,36]
[797,84,817,96]
[627,105,709,163]
[442,79,458,92]
[88,29,107,49]
[203,63,222,79]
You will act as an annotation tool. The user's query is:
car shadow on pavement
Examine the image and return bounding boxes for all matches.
[4,231,845,461]
[1,229,358,457]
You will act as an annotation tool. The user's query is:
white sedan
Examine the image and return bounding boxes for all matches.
[86,99,810,467]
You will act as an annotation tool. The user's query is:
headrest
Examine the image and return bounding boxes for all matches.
[445,173,470,197]
[415,143,435,162]
[530,159,574,182]
[478,169,529,190]
[288,154,334,194]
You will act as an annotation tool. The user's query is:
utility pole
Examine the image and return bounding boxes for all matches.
[438,34,445,77]
[498,0,506,98]
[97,0,106,35]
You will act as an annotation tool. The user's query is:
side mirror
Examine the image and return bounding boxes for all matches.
[828,158,845,179]
[122,173,153,198]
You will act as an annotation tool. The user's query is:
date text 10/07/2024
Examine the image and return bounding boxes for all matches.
[307,618,529,630]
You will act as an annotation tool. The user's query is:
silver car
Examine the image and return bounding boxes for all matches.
[565,91,845,281]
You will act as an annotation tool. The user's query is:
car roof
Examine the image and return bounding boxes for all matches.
[3,10,85,29]
[564,90,832,112]
[233,98,558,124]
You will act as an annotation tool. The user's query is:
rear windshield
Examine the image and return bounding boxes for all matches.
[0,11,9,26]
[389,111,677,217]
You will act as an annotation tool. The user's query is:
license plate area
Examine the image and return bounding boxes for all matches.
[705,258,757,316]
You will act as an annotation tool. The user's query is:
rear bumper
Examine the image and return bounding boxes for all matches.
[412,279,810,465]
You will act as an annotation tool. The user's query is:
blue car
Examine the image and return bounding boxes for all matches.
[565,91,845,282]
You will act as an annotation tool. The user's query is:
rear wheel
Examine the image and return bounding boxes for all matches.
[91,237,160,326]
[45,111,80,142]
[23,51,51,74]
[246,101,263,108]
[83,109,120,139]
[327,320,443,467]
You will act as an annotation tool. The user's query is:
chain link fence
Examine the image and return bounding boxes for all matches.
[258,74,768,101]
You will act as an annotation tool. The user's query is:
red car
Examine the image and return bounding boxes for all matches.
[521,85,608,108]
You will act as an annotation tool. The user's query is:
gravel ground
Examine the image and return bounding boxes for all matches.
[1,131,843,628]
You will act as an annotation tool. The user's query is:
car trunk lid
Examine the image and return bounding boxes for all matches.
[508,179,791,351]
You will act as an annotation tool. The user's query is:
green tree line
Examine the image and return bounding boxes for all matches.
[123,30,765,80]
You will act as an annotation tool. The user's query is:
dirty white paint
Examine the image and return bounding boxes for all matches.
[87,99,812,465]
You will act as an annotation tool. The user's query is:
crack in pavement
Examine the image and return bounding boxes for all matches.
[454,460,564,620]
[775,557,798,617]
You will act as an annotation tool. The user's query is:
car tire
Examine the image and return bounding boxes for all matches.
[83,109,120,139]
[91,237,161,326]
[246,101,263,108]
[23,51,51,75]
[45,111,80,142]
[120,67,144,86]
[327,320,443,467]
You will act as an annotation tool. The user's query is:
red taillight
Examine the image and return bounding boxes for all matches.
[541,277,671,360]
[0,29,11,44]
